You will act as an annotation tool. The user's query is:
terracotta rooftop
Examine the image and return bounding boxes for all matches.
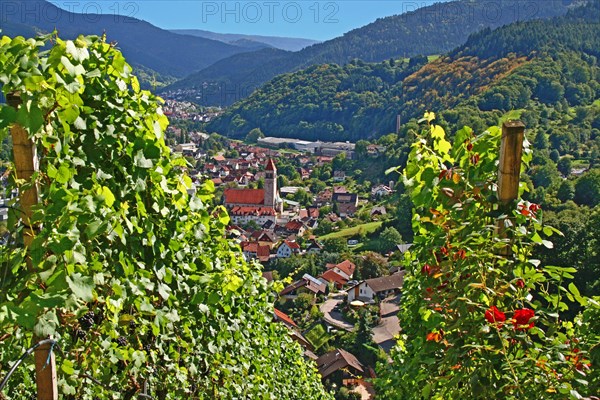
[224,188,265,206]
[274,308,297,328]
[320,269,348,286]
[285,220,304,231]
[265,158,277,172]
[282,240,301,249]
[328,260,356,277]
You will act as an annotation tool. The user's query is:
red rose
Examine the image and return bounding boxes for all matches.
[516,279,525,288]
[514,308,535,330]
[421,264,432,275]
[485,306,506,325]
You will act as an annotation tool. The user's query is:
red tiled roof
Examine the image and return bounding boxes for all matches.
[285,220,304,231]
[320,269,348,286]
[213,155,225,161]
[279,279,307,296]
[257,244,271,258]
[242,242,259,253]
[330,260,356,277]
[265,158,277,171]
[283,240,300,249]
[224,188,265,205]
[274,308,298,328]
[298,209,309,219]
[243,242,271,262]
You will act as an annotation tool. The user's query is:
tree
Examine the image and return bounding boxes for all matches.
[293,188,313,207]
[294,293,315,312]
[0,34,329,398]
[530,162,560,188]
[323,238,347,253]
[557,156,573,176]
[575,169,600,206]
[378,227,403,253]
[245,127,264,143]
[356,252,387,279]
[533,131,549,150]
[332,153,348,171]
[556,180,575,202]
[315,219,333,236]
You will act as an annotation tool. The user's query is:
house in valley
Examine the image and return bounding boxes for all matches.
[347,272,405,304]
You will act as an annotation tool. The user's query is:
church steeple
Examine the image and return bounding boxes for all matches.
[264,159,277,208]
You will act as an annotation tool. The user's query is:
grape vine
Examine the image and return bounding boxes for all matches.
[376,112,599,399]
[0,34,330,399]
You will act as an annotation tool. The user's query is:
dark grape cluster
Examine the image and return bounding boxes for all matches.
[143,335,155,352]
[75,329,87,340]
[128,320,137,333]
[116,336,128,347]
[78,311,95,331]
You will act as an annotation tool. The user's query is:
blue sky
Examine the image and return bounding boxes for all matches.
[47,0,450,41]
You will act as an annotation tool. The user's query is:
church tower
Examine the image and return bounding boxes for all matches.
[264,158,277,208]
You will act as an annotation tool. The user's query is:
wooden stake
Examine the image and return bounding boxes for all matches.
[7,93,58,400]
[498,121,525,205]
[497,121,525,256]
[34,341,58,400]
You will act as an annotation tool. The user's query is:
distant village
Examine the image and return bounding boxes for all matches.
[166,121,406,399]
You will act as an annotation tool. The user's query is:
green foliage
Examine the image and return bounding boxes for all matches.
[534,206,600,300]
[322,238,348,254]
[208,2,599,146]
[245,127,264,143]
[376,113,598,399]
[0,34,330,399]
[377,227,403,253]
[168,0,573,107]
[574,169,600,207]
[304,324,330,352]
[355,252,387,280]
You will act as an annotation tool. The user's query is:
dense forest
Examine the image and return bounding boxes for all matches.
[163,0,575,105]
[208,2,600,142]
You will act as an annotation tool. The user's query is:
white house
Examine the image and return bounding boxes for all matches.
[347,272,405,304]
[371,185,393,198]
[325,260,356,281]
[276,240,301,258]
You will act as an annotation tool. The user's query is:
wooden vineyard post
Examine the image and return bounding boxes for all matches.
[7,93,58,400]
[497,120,525,256]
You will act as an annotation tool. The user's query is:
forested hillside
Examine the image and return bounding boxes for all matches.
[208,1,600,143]
[0,0,258,84]
[164,0,575,105]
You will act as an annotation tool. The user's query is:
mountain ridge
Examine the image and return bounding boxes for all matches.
[206,1,600,142]
[163,0,577,105]
[170,29,320,51]
[0,0,258,80]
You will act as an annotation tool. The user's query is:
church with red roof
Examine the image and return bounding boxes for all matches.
[223,159,282,225]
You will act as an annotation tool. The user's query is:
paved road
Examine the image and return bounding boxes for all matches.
[319,293,354,331]
[372,294,401,353]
